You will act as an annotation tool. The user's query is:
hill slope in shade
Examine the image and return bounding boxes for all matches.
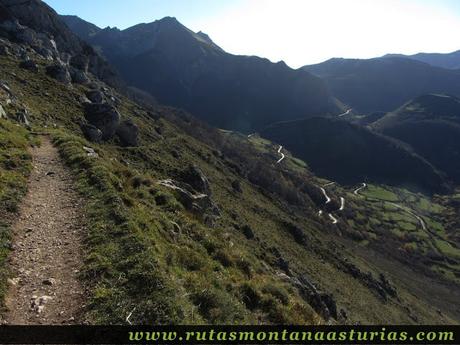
[61,15,341,132]
[261,117,447,194]
[303,57,460,113]
[373,94,460,184]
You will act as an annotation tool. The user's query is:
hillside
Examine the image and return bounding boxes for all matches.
[61,15,341,132]
[384,50,460,70]
[303,57,460,113]
[260,117,447,194]
[373,94,460,184]
[0,0,459,326]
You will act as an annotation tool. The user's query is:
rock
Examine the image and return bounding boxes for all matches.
[116,119,139,147]
[7,277,20,286]
[231,179,242,193]
[0,45,9,56]
[241,224,255,239]
[80,123,102,143]
[85,89,104,103]
[0,104,6,119]
[70,54,89,72]
[70,67,89,84]
[19,59,38,72]
[84,103,121,140]
[42,278,56,286]
[30,295,52,314]
[83,146,98,158]
[296,275,338,321]
[180,165,211,196]
[157,179,220,220]
[45,64,71,84]
[16,109,30,127]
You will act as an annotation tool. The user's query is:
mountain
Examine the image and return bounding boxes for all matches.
[0,0,118,86]
[260,117,447,194]
[384,50,460,70]
[303,57,460,113]
[61,15,341,132]
[373,94,460,184]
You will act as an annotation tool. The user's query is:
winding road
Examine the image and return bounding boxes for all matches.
[317,182,343,224]
[276,145,285,164]
[354,182,367,195]
[338,108,352,117]
[389,203,427,231]
[339,197,345,211]
[319,186,331,204]
[328,213,338,224]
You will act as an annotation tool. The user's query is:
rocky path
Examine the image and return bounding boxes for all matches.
[2,137,87,324]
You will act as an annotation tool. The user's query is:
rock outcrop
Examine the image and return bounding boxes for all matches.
[45,64,71,84]
[157,178,220,225]
[84,102,120,140]
[116,119,139,147]
[180,165,211,196]
[0,0,119,86]
[0,104,7,119]
[80,123,102,143]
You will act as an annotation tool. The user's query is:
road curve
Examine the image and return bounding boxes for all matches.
[328,213,338,224]
[389,203,427,231]
[339,197,345,211]
[276,145,285,164]
[319,187,331,204]
[354,182,367,195]
[338,108,352,117]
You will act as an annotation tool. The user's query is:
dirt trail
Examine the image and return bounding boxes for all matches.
[3,136,87,324]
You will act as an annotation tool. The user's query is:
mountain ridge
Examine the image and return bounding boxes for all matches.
[61,14,341,132]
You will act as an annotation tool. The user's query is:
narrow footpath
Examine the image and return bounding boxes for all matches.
[3,137,87,325]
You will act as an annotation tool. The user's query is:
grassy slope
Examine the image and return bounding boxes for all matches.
[0,120,36,307]
[0,52,459,324]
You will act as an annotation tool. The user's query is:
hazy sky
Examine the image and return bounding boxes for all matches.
[45,0,460,68]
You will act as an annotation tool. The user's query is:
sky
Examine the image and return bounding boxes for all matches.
[44,0,460,68]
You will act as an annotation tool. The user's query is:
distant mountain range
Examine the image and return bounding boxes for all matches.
[61,15,341,133]
[383,50,460,70]
[303,57,460,113]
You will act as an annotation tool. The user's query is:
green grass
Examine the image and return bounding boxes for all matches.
[363,185,399,202]
[0,120,35,309]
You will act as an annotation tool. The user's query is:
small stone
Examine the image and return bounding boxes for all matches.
[42,278,56,286]
[7,277,20,286]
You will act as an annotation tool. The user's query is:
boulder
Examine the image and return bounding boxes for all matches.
[85,89,104,103]
[16,109,30,127]
[45,64,71,84]
[116,119,139,147]
[231,179,242,193]
[80,123,102,143]
[157,179,220,220]
[84,103,120,140]
[180,165,211,196]
[0,104,6,119]
[0,45,9,56]
[70,54,89,72]
[19,59,38,72]
[70,67,89,84]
